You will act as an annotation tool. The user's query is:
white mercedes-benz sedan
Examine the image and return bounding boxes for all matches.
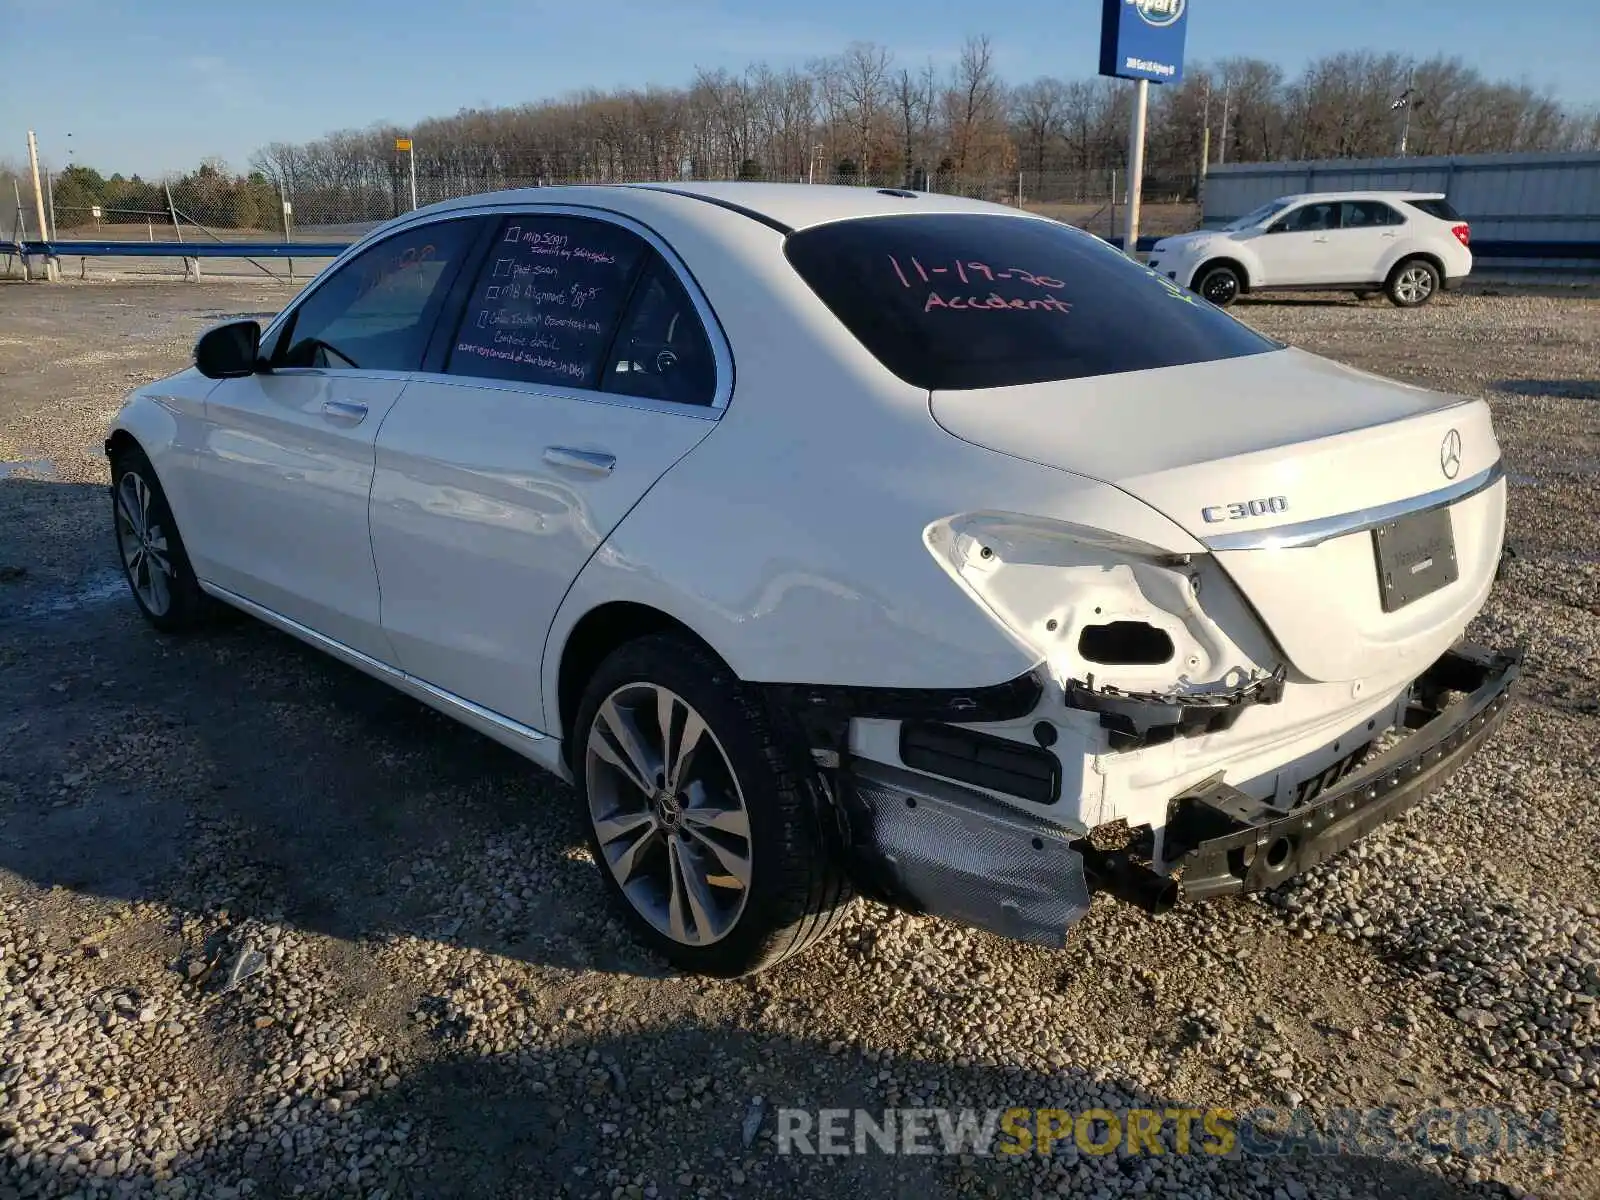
[105,182,1520,976]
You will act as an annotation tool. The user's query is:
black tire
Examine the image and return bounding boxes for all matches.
[109,443,210,633]
[1195,263,1242,308]
[1386,258,1440,307]
[572,633,852,977]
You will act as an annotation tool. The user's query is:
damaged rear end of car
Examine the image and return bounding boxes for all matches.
[780,207,1522,946]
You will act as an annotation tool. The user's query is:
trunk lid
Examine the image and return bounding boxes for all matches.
[931,347,1506,683]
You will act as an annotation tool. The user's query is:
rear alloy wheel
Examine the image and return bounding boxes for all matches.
[574,634,851,976]
[1196,264,1242,308]
[1387,259,1439,307]
[110,445,208,632]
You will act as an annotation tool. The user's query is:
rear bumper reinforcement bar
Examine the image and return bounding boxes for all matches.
[1161,642,1523,899]
[833,642,1519,947]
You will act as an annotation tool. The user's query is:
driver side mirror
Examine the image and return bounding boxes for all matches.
[195,319,262,379]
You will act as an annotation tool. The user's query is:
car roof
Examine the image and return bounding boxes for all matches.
[412,180,1036,234]
[1273,191,1447,204]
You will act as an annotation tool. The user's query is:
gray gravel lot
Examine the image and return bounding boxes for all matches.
[1,279,1597,1199]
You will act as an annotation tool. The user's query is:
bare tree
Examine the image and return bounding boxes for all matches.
[839,42,894,176]
[1011,77,1068,177]
[207,36,1597,224]
[893,67,932,186]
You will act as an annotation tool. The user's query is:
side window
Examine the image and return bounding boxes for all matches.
[1341,201,1402,228]
[601,255,718,407]
[446,215,648,389]
[274,219,478,371]
[1273,203,1340,233]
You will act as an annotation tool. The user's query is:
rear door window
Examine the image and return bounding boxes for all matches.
[1341,201,1404,228]
[783,213,1280,391]
[446,214,649,390]
[601,254,718,407]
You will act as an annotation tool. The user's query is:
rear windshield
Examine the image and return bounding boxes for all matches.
[783,213,1281,391]
[1406,198,1462,222]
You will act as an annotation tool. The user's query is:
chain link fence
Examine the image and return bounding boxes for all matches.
[6,164,1201,280]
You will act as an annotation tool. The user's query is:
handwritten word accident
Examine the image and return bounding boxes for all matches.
[888,255,1074,314]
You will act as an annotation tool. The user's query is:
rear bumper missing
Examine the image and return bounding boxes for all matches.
[836,642,1521,946]
[1160,642,1522,899]
[840,760,1093,948]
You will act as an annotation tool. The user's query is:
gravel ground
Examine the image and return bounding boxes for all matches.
[1,279,1597,1199]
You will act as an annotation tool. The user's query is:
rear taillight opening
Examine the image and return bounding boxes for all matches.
[1451,223,1471,247]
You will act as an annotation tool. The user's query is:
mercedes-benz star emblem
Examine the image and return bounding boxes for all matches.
[1440,429,1462,480]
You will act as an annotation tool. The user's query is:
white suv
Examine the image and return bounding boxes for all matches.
[1148,191,1473,309]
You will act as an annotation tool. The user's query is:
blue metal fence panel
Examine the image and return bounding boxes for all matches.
[1201,150,1600,248]
[14,240,351,258]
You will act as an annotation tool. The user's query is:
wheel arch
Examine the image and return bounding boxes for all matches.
[1193,256,1252,295]
[553,600,728,764]
[1387,249,1446,284]
[104,428,144,463]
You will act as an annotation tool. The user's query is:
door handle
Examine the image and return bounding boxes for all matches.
[321,400,368,424]
[544,446,616,475]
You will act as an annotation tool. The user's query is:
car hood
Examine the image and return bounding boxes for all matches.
[930,347,1505,682]
[1150,231,1230,254]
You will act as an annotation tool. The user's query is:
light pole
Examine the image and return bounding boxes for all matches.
[809,144,822,185]
[395,136,417,210]
[1123,77,1149,259]
[1218,82,1232,165]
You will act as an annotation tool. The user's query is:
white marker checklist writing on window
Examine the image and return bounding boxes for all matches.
[503,225,521,243]
[493,258,513,278]
[486,286,500,300]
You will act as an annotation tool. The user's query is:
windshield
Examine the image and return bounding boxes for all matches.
[1222,199,1294,232]
[783,213,1281,392]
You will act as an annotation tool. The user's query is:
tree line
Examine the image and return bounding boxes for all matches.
[8,39,1598,235]
[246,41,1600,208]
[39,161,282,230]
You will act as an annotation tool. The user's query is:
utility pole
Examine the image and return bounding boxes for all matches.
[25,131,58,281]
[1123,76,1149,260]
[1218,84,1232,166]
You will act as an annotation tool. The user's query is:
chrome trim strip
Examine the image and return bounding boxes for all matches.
[1201,460,1505,551]
[198,582,550,743]
[401,370,721,420]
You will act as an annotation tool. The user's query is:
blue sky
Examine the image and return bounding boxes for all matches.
[3,0,1595,177]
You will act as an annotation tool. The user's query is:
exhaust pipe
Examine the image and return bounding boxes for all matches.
[1076,843,1182,915]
